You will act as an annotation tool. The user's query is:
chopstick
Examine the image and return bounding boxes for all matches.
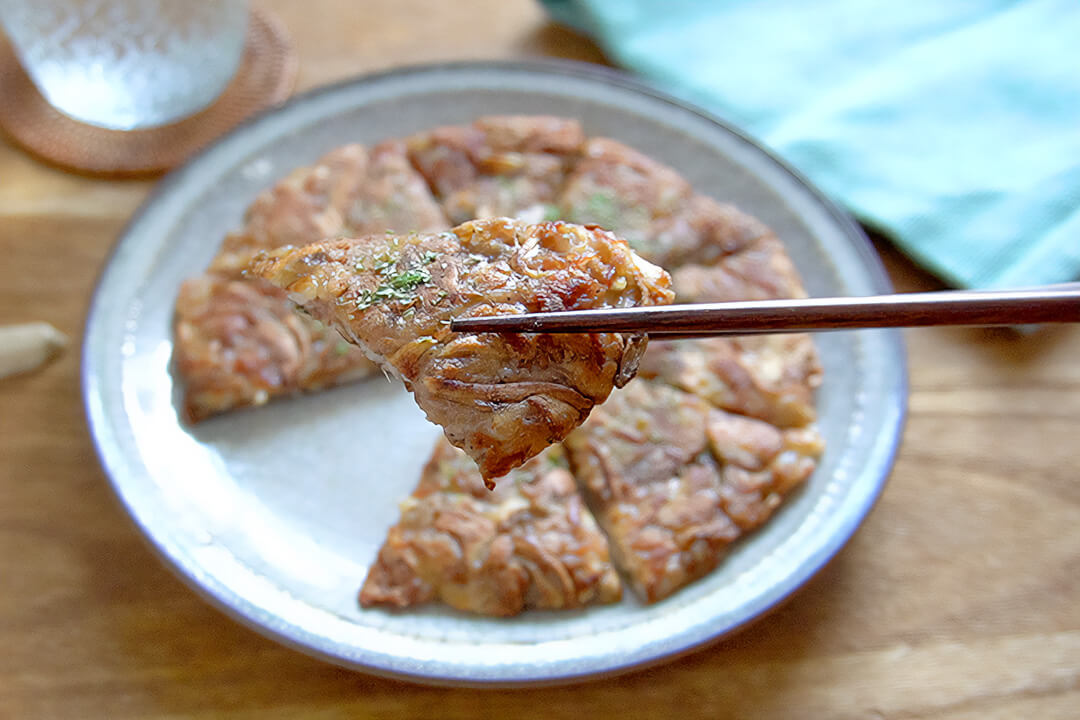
[449,284,1080,337]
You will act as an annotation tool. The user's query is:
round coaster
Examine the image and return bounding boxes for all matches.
[0,6,297,177]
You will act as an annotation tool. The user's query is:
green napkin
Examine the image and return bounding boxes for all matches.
[541,0,1080,288]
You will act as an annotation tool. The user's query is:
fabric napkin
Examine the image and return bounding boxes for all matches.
[540,0,1080,288]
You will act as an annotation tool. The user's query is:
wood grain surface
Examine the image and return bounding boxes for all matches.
[1,2,1077,717]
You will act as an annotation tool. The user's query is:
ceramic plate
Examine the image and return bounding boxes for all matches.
[83,61,907,686]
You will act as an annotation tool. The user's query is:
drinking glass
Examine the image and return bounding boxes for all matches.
[0,0,248,130]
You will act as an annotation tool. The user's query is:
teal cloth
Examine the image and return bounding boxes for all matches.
[541,0,1080,288]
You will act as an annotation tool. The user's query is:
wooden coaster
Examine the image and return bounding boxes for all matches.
[0,6,297,177]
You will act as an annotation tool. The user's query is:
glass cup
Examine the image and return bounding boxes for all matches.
[0,0,248,130]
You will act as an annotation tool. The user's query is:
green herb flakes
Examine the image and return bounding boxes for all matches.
[389,268,430,292]
[354,267,431,311]
[373,257,397,274]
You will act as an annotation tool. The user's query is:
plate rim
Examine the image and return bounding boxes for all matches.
[81,58,909,687]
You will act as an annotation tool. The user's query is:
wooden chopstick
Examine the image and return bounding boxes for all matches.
[449,285,1080,336]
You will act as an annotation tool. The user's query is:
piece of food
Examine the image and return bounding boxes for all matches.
[174,140,449,422]
[558,137,780,270]
[251,217,675,482]
[557,137,691,261]
[406,115,585,225]
[0,322,67,379]
[360,439,621,616]
[638,231,822,427]
[212,141,449,277]
[668,233,808,304]
[563,380,823,603]
[209,145,367,278]
[639,335,822,428]
[174,275,376,422]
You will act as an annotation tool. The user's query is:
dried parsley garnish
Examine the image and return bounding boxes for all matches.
[355,266,431,310]
[388,268,430,291]
[373,257,397,274]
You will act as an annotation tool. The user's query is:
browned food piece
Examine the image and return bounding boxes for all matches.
[636,228,822,427]
[175,140,449,422]
[558,138,779,270]
[210,144,366,277]
[639,335,822,428]
[557,137,691,261]
[406,116,585,224]
[563,380,822,602]
[211,141,449,277]
[669,233,809,304]
[360,439,621,616]
[173,275,375,422]
[705,413,823,530]
[647,194,776,269]
[340,139,452,237]
[251,218,675,483]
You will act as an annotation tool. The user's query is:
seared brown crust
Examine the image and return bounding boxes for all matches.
[406,116,585,225]
[558,137,691,262]
[669,234,808,304]
[360,439,621,616]
[251,218,674,482]
[212,142,449,277]
[637,230,822,428]
[557,137,785,275]
[342,140,453,237]
[575,172,824,599]
[210,145,367,278]
[563,380,823,602]
[175,142,449,422]
[639,335,822,428]
[173,275,375,422]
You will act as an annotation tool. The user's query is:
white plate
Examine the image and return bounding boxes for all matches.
[82,61,907,686]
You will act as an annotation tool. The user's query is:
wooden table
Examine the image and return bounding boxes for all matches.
[2,2,1077,717]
